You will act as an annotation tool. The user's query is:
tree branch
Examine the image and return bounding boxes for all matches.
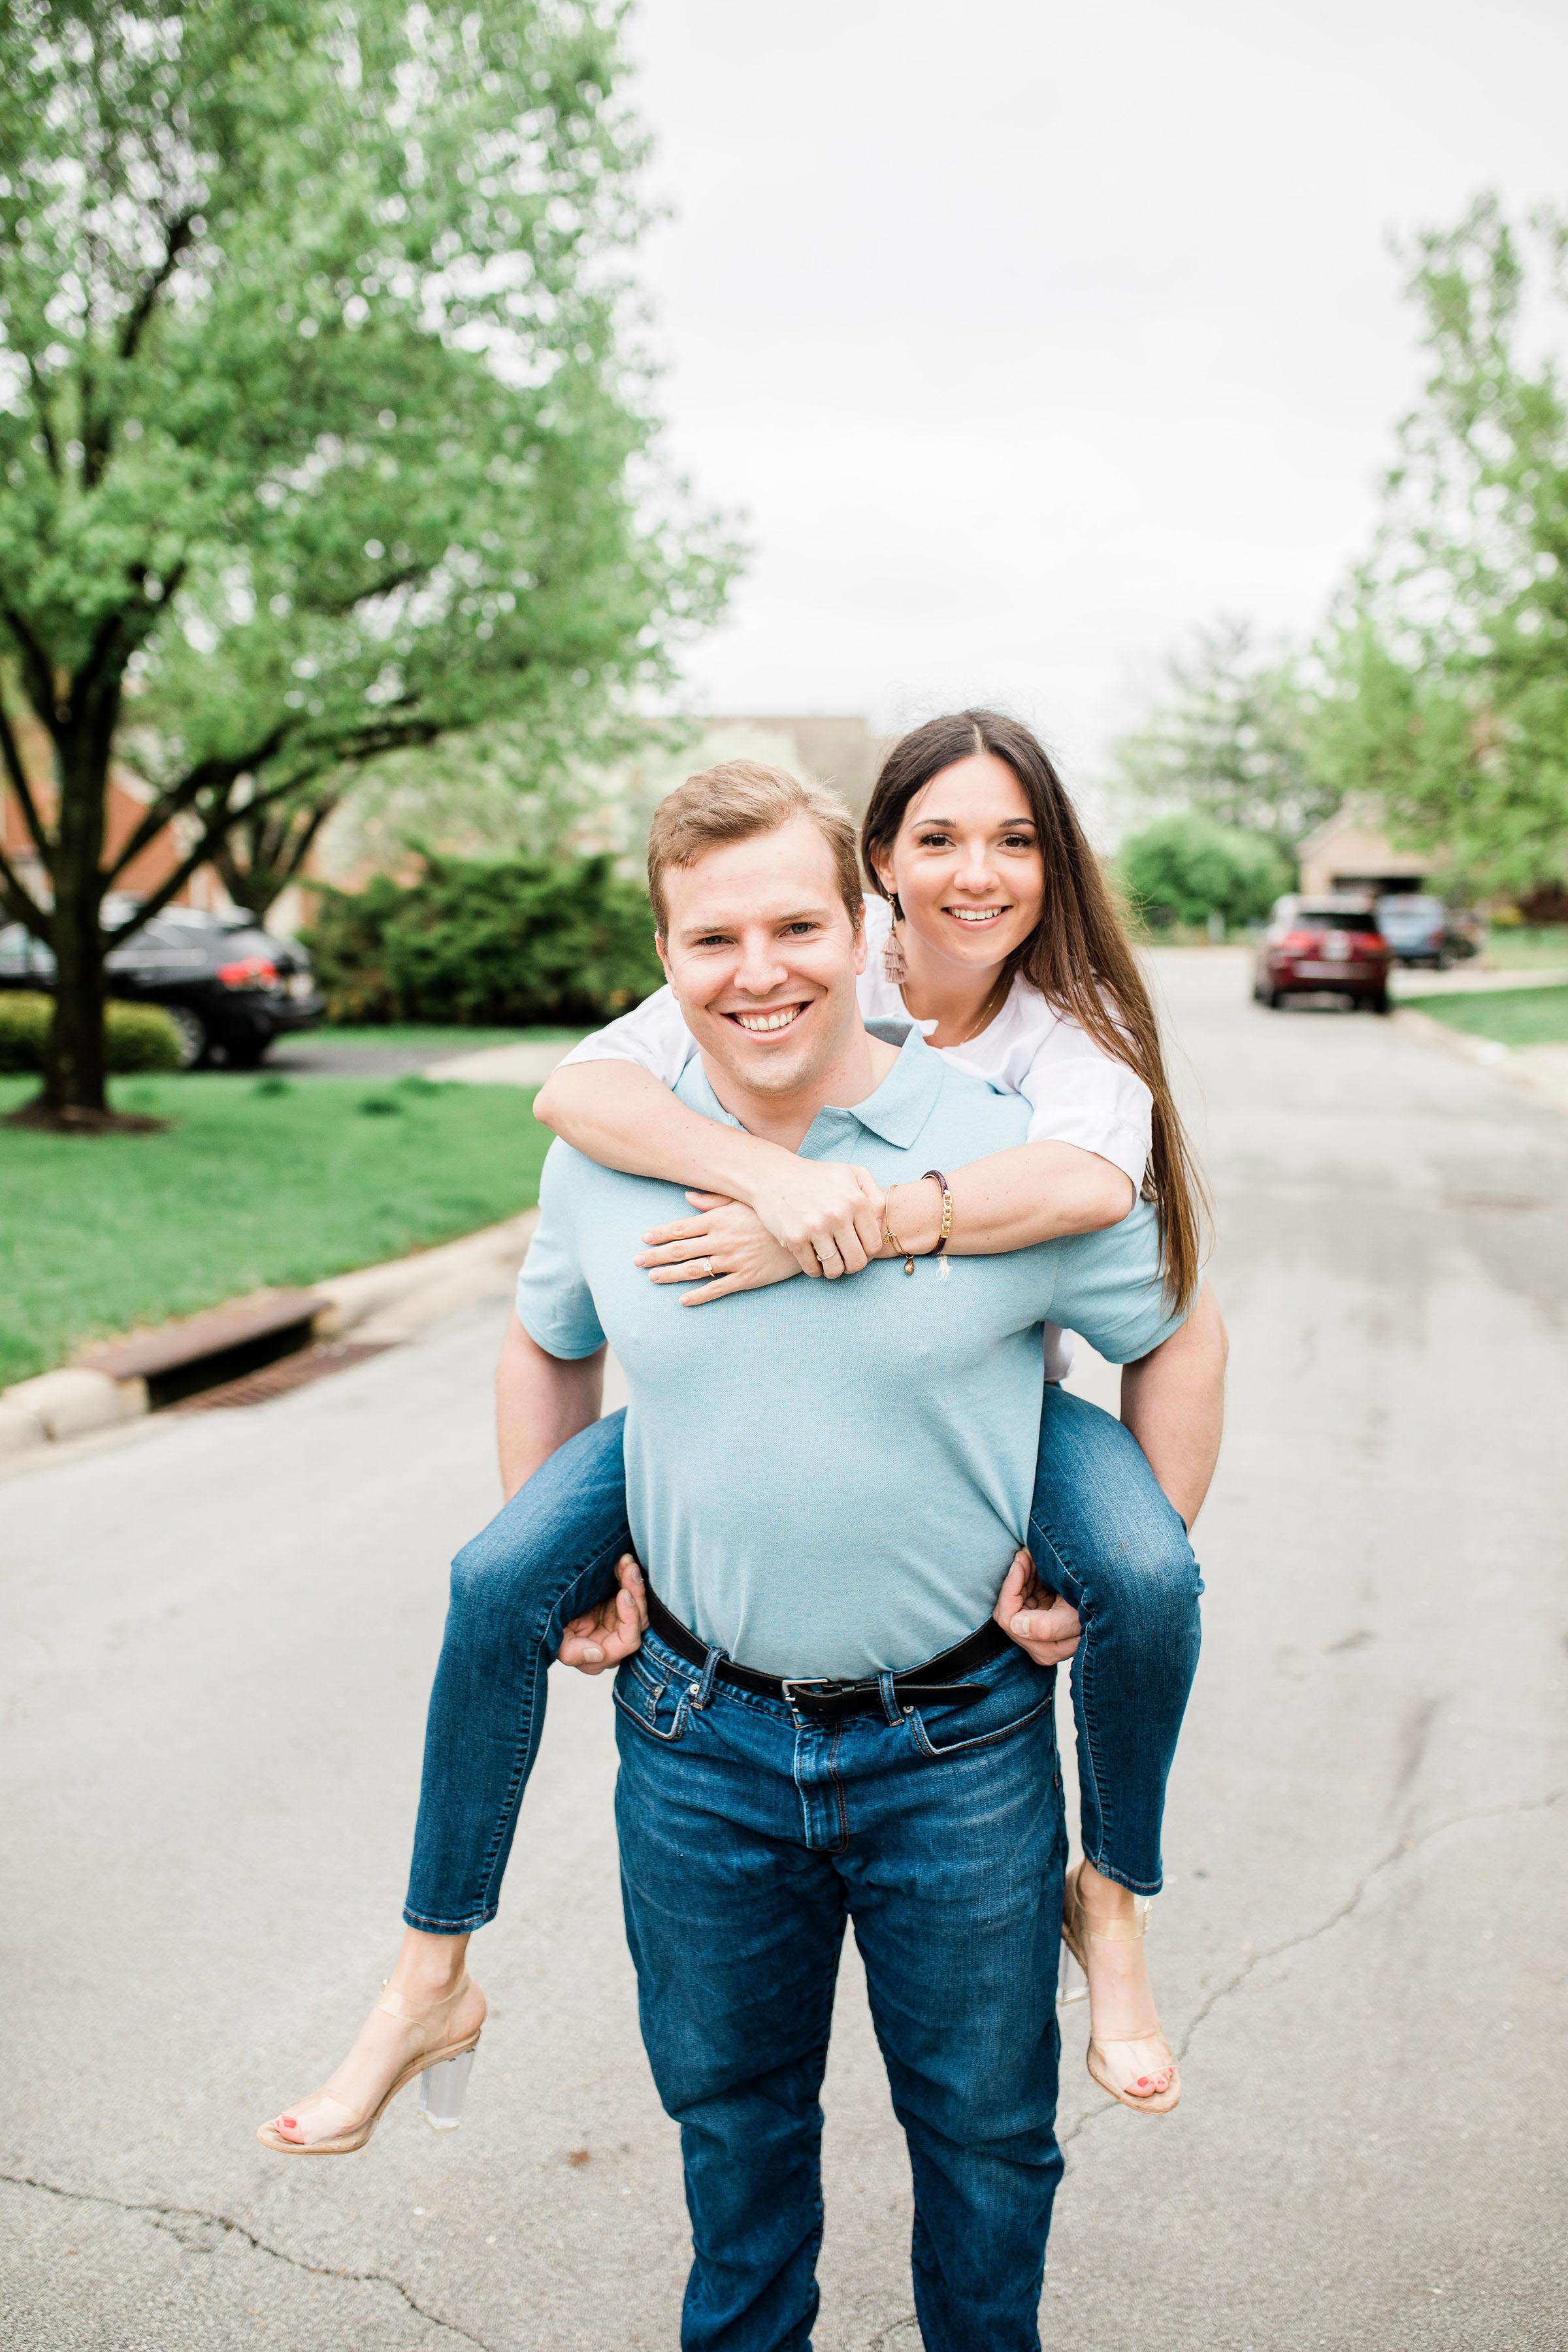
[72,605,130,710]
[312,564,423,617]
[106,700,448,886]
[117,210,197,365]
[102,788,263,944]
[0,697,54,864]
[23,355,61,478]
[77,211,198,492]
[314,713,444,766]
[103,725,299,883]
[0,833,49,936]
[2,608,63,736]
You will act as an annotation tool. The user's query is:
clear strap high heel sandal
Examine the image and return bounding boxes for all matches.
[1060,1862,1181,2115]
[257,1974,483,2155]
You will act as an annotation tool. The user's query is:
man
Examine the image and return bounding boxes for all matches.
[502,765,1199,2351]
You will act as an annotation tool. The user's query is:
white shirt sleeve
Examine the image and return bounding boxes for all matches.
[554,986,698,1088]
[1015,1019,1152,1194]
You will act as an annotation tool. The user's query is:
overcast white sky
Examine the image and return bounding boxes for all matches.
[624,0,1568,789]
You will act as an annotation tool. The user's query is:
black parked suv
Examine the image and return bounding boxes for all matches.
[0,900,325,1068]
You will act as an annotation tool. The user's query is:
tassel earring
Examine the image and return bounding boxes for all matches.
[881,895,907,986]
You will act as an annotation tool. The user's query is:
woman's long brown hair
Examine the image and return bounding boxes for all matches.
[861,710,1207,1309]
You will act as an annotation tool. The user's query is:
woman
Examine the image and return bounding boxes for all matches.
[259,711,1221,2155]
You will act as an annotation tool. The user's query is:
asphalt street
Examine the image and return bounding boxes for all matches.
[3,948,1565,2351]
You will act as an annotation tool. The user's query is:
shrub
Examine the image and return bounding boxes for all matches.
[1118,816,1294,931]
[106,1002,186,1072]
[0,992,183,1074]
[302,853,665,1026]
[0,992,50,1072]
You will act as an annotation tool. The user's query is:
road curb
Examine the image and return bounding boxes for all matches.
[312,1209,538,1342]
[1393,1005,1568,1111]
[0,1207,539,1463]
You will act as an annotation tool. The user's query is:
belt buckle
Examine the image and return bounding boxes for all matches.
[780,1678,831,1705]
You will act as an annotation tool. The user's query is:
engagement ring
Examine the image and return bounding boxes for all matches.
[702,1257,714,1280]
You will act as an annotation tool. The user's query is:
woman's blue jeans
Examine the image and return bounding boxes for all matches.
[404,1382,1203,1919]
[404,1384,1201,1933]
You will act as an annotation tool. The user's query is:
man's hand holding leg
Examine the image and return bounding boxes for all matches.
[559,1553,648,1674]
[994,1548,1081,1668]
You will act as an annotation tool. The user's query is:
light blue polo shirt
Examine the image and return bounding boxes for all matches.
[517,1022,1184,1680]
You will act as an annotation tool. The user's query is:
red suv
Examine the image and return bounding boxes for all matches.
[1254,896,1392,1014]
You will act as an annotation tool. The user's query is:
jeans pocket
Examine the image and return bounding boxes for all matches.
[906,1653,1056,1760]
[614,1654,693,1744]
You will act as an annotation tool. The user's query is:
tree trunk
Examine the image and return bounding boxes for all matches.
[44,892,108,1116]
[41,725,110,1120]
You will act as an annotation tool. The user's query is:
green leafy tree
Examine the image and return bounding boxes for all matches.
[1319,197,1568,895]
[1118,813,1293,932]
[0,0,735,1124]
[1111,617,1339,847]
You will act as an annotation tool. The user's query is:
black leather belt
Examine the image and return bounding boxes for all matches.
[644,1584,1009,1720]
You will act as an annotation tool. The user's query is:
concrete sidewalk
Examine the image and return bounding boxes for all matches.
[423,1041,580,1087]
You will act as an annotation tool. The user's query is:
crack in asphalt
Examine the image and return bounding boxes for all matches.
[863,2310,919,2349]
[1057,1785,1563,2156]
[0,2169,497,2349]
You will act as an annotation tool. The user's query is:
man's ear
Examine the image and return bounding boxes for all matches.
[851,913,868,977]
[655,930,672,982]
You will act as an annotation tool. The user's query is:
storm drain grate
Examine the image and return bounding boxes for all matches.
[169,1339,395,1411]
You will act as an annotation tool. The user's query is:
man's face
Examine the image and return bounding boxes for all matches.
[657,816,867,1101]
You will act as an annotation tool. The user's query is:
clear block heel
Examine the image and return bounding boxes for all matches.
[1056,1938,1088,2006]
[419,2048,476,2132]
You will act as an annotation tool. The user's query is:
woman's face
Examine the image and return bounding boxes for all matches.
[875,752,1045,974]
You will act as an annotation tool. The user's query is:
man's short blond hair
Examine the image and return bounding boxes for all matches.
[646,760,864,937]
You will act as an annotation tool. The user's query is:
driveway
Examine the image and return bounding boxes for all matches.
[3,948,1564,2349]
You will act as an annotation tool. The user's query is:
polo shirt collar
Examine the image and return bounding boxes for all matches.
[678,1019,944,1152]
[827,1020,944,1147]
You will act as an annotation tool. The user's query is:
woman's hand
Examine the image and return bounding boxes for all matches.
[636,1193,803,1305]
[559,1554,647,1674]
[993,1548,1082,1667]
[745,1156,886,1278]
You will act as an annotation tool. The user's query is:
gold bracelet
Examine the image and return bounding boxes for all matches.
[883,1190,917,1276]
[921,1168,953,1280]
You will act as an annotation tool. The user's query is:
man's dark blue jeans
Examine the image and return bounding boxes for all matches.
[613,1618,1069,2352]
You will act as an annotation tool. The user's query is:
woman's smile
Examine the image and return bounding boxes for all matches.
[942,903,1011,927]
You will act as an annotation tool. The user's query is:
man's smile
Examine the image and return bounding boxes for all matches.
[725,1002,809,1034]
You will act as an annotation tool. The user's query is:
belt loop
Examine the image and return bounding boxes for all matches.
[694,1642,725,1710]
[877,1669,902,1727]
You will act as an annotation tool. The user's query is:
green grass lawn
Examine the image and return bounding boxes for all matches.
[1478,925,1568,970]
[1404,984,1568,1049]
[0,1071,551,1386]
[313,1022,588,1052]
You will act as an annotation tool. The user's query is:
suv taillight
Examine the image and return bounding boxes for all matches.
[1279,930,1321,953]
[216,956,278,990]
